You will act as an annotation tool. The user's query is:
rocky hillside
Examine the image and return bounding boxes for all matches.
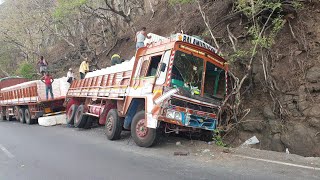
[0,0,319,157]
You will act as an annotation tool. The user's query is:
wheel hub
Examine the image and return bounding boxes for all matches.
[136,119,148,137]
[106,116,113,132]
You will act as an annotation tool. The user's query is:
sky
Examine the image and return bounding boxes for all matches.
[0,0,3,5]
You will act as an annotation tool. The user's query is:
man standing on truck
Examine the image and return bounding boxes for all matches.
[41,72,54,100]
[79,58,89,79]
[135,27,151,50]
[67,68,74,84]
[37,56,48,75]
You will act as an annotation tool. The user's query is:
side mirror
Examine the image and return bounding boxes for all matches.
[160,63,166,72]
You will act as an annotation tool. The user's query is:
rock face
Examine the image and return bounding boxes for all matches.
[280,123,320,157]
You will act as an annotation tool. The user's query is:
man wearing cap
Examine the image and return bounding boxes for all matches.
[111,54,121,66]
[67,68,74,84]
[79,58,89,79]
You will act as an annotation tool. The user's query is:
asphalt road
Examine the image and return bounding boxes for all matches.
[0,121,319,180]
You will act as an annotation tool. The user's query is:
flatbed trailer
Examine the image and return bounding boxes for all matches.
[65,33,229,147]
[0,77,69,124]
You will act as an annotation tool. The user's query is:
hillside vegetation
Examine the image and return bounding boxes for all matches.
[0,0,319,156]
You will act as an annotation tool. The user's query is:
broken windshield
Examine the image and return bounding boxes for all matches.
[171,51,203,94]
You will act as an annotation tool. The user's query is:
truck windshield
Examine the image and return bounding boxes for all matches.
[171,50,225,99]
[171,51,203,94]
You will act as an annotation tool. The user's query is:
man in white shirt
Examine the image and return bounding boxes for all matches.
[135,27,151,50]
[67,68,74,84]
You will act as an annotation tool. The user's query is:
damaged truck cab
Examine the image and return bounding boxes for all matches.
[66,33,228,147]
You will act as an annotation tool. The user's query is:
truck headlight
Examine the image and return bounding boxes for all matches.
[174,112,182,121]
[166,109,175,119]
[166,109,183,121]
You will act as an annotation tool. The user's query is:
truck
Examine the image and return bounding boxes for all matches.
[0,77,69,124]
[65,33,229,147]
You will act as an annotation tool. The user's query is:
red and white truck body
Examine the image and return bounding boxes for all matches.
[0,77,69,124]
[66,33,229,147]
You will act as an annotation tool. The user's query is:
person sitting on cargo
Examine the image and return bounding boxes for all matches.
[79,58,89,79]
[111,54,121,66]
[41,72,54,100]
[67,68,74,84]
[37,56,48,75]
[135,27,151,50]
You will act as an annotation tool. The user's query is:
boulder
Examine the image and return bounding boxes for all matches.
[303,104,320,118]
[263,105,276,119]
[270,134,285,152]
[38,114,67,127]
[241,120,265,132]
[269,120,283,134]
[281,123,320,156]
[306,67,320,83]
[307,117,320,129]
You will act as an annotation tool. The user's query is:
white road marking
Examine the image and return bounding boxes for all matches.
[234,154,320,171]
[0,144,15,158]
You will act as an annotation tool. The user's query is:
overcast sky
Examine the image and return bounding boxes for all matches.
[0,0,3,5]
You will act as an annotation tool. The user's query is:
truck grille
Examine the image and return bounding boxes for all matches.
[170,98,219,114]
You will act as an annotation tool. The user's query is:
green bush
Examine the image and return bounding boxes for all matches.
[17,62,37,79]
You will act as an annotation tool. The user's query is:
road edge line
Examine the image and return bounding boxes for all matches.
[234,154,320,171]
[0,144,15,158]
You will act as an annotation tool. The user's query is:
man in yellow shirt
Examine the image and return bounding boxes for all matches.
[79,58,89,79]
[111,54,121,66]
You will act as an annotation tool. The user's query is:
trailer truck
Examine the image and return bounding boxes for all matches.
[0,77,69,124]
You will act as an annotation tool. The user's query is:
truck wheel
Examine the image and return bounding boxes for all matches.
[6,112,13,121]
[105,109,122,140]
[0,112,6,121]
[74,105,88,128]
[25,109,33,125]
[131,111,158,147]
[14,106,20,120]
[18,108,25,123]
[67,104,78,125]
[83,116,94,129]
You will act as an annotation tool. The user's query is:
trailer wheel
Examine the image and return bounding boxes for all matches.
[25,109,33,125]
[6,111,13,121]
[14,106,20,120]
[18,108,25,123]
[0,112,5,121]
[105,109,122,140]
[74,105,88,128]
[67,104,78,125]
[131,111,158,147]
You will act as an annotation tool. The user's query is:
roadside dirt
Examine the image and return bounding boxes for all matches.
[61,124,320,170]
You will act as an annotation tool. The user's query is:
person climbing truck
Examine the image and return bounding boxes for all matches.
[135,27,151,50]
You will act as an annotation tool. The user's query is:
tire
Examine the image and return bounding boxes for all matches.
[25,109,33,125]
[105,109,122,140]
[14,106,20,120]
[67,104,78,125]
[83,116,94,129]
[19,108,25,123]
[74,105,88,128]
[0,114,5,121]
[5,110,13,121]
[6,114,13,121]
[131,111,158,147]
[0,108,6,121]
